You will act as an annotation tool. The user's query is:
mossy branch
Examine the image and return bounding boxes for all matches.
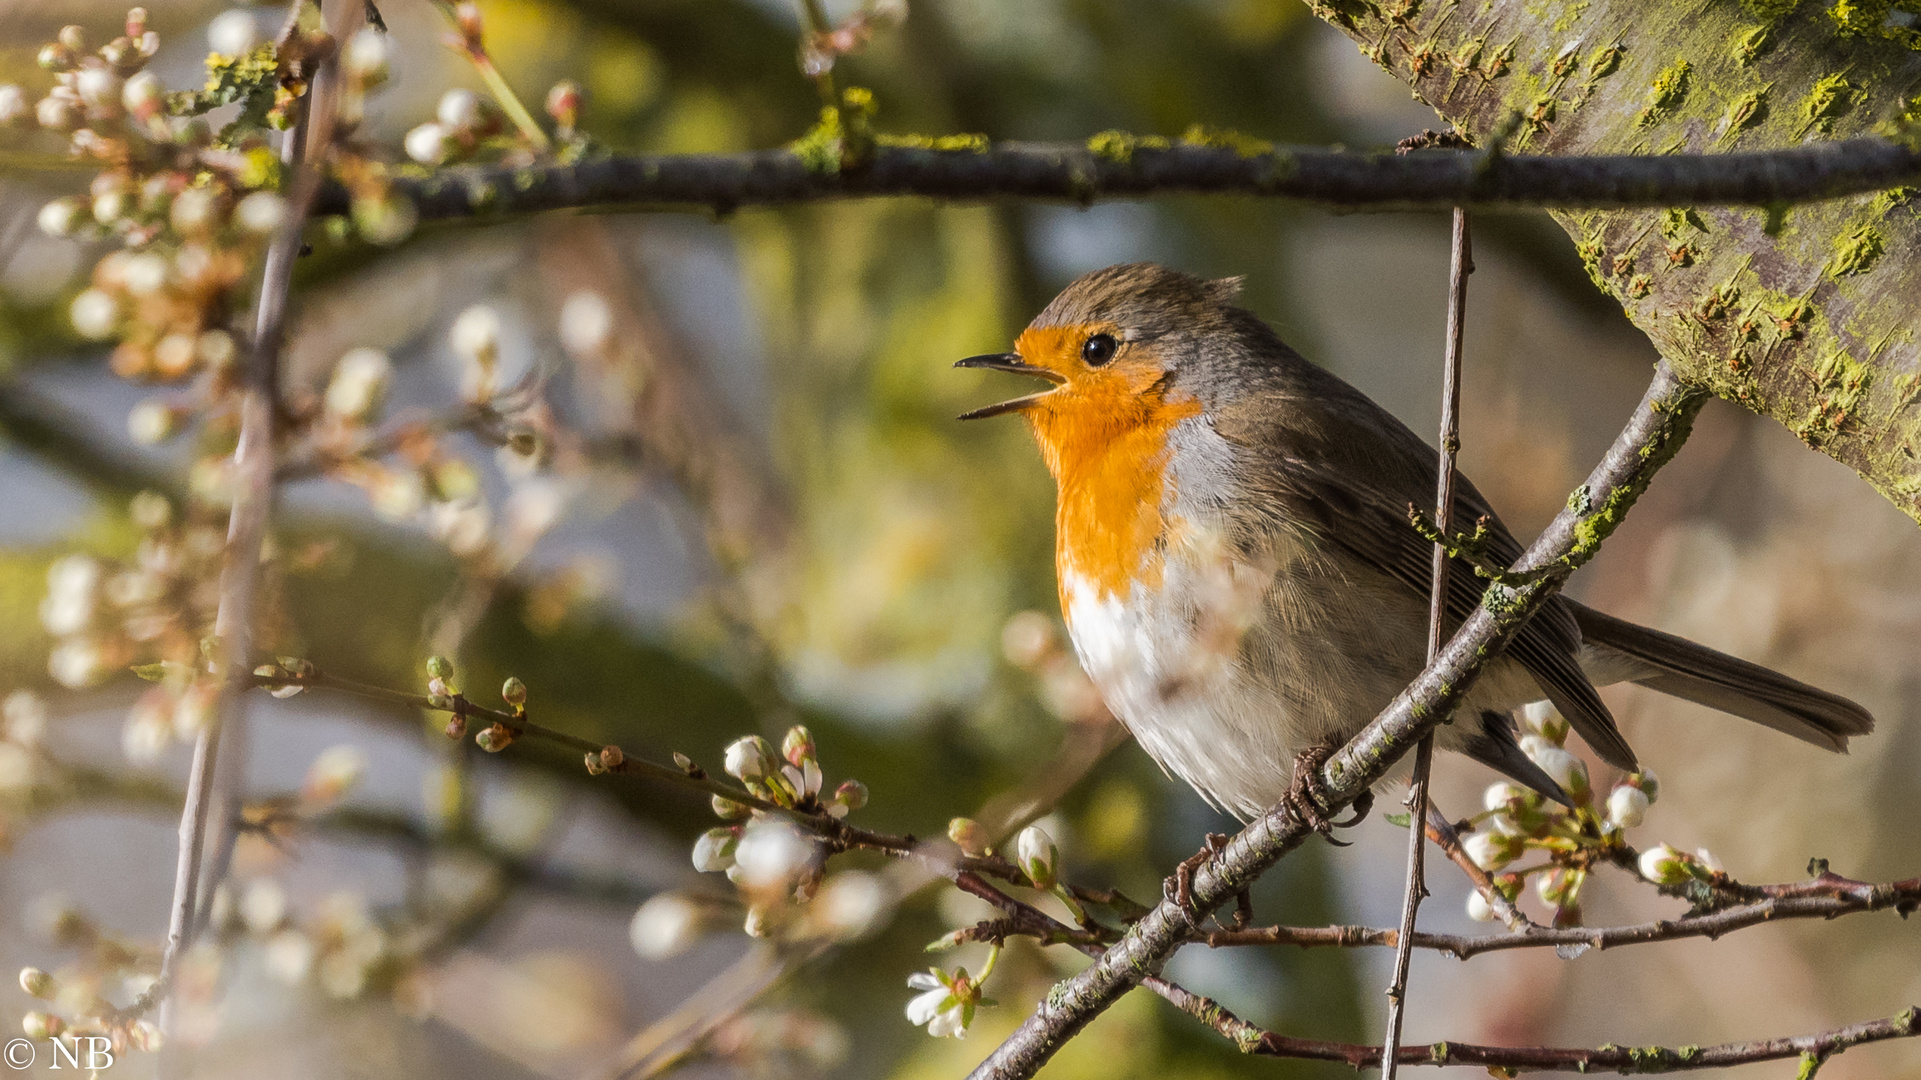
[310,136,1921,220]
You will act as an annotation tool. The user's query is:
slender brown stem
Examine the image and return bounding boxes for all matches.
[152,0,352,1044]
[1383,204,1473,1078]
[1201,873,1921,957]
[1423,805,1538,931]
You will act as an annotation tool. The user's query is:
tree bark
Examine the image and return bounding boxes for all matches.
[1314,0,1921,520]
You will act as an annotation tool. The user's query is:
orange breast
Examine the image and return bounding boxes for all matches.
[1018,334,1201,608]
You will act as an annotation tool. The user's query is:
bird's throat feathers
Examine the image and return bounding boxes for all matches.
[1015,325,1201,608]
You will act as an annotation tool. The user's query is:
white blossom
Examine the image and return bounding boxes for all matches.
[629,893,703,959]
[207,9,260,56]
[1607,784,1649,830]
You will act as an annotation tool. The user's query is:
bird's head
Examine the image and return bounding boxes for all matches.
[955,262,1245,481]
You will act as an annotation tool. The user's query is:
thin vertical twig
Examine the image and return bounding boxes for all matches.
[153,0,353,1047]
[1381,206,1473,1077]
[797,0,840,105]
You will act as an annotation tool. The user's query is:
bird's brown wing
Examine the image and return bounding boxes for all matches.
[1213,371,1639,771]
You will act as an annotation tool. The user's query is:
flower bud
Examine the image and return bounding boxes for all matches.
[1520,737,1588,799]
[69,288,120,340]
[303,745,368,805]
[453,1,484,45]
[404,122,450,165]
[323,347,392,420]
[1014,825,1059,890]
[0,85,28,124]
[35,92,78,132]
[1695,847,1723,874]
[75,66,123,112]
[1606,784,1649,830]
[545,80,580,130]
[711,794,749,820]
[782,725,816,767]
[343,27,389,81]
[629,893,703,959]
[1462,829,1522,871]
[127,398,185,444]
[1627,768,1659,803]
[557,290,612,354]
[121,70,163,121]
[448,304,500,364]
[1638,842,1691,885]
[207,9,260,56]
[39,44,75,73]
[1465,890,1497,922]
[831,778,867,813]
[426,655,455,681]
[1000,610,1056,670]
[22,1010,63,1039]
[583,750,607,775]
[19,967,54,998]
[1482,781,1524,813]
[811,871,891,941]
[436,88,481,130]
[37,197,83,237]
[691,827,738,873]
[127,8,151,39]
[58,26,86,52]
[734,821,812,888]
[1521,700,1569,741]
[170,185,221,236]
[723,735,777,784]
[947,817,990,857]
[474,723,513,752]
[442,713,466,738]
[122,251,167,294]
[500,676,527,706]
[234,190,287,236]
[742,902,772,937]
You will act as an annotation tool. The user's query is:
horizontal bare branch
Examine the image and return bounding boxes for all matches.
[312,137,1921,221]
[1204,873,1921,958]
[1246,1007,1920,1073]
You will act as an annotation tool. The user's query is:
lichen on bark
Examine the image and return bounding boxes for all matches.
[1320,0,1921,523]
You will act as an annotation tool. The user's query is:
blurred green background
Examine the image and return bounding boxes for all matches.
[1,0,1918,1077]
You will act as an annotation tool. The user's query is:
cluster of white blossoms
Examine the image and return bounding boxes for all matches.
[906,821,1070,1038]
[1456,702,1674,925]
[639,728,890,957]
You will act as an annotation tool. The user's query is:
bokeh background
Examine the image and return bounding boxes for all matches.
[1,0,1918,1077]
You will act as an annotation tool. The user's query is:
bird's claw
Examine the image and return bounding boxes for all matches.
[1163,832,1253,931]
[1283,745,1369,846]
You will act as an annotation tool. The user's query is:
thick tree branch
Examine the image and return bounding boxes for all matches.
[315,138,1921,221]
[966,362,1704,1080]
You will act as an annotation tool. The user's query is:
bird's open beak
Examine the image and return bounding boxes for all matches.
[953,352,1066,420]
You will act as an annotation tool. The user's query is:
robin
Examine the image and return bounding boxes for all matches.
[957,262,1873,833]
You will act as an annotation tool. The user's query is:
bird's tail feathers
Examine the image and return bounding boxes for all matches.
[1568,603,1873,752]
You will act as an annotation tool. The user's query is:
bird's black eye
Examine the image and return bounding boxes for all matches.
[1081,333,1118,367]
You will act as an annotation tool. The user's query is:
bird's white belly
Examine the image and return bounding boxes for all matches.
[1060,550,1546,819]
[1061,563,1330,819]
